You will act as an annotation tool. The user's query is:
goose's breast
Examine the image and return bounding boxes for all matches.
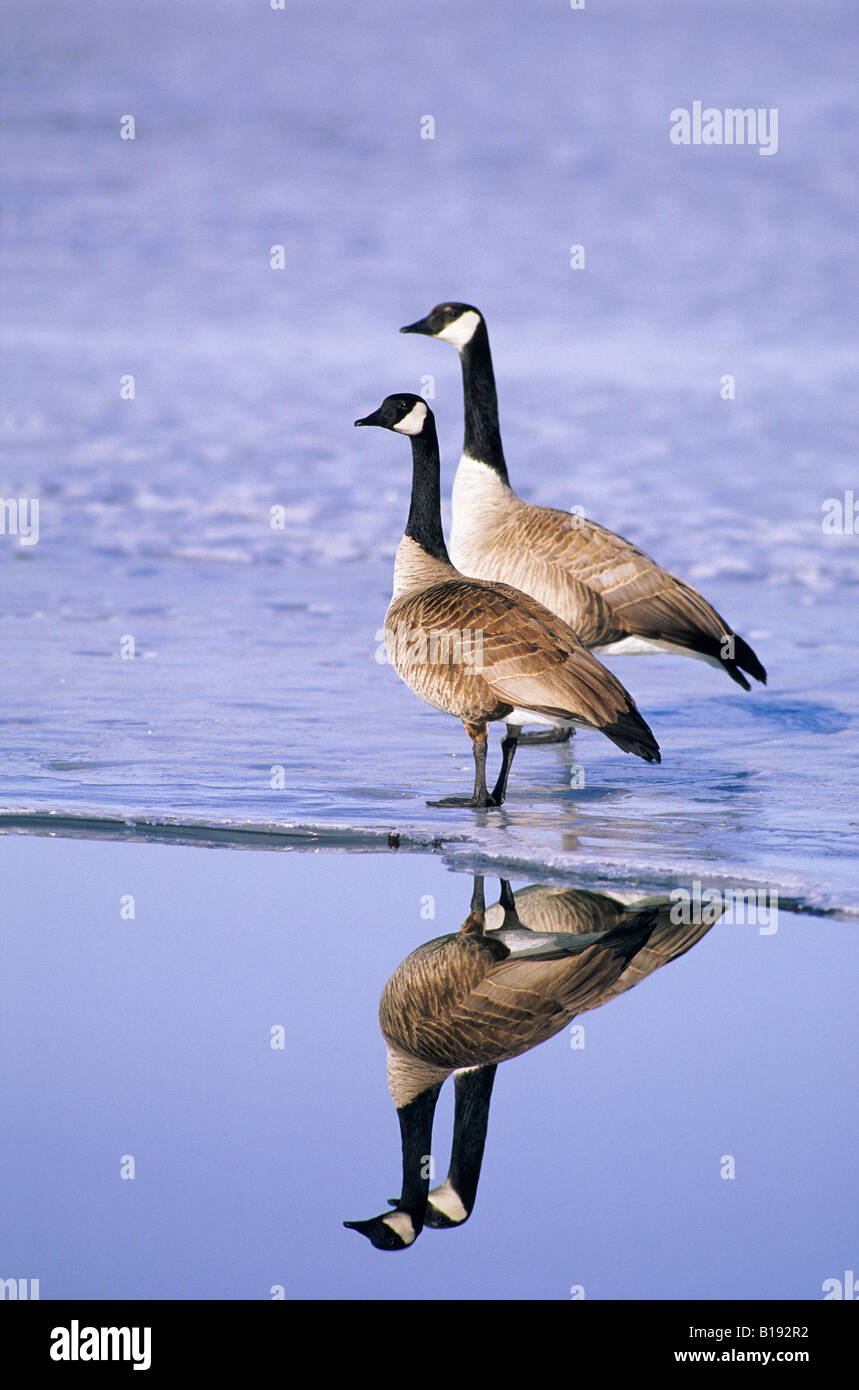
[383,602,511,724]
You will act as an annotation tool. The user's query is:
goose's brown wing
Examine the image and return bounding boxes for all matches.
[452,903,717,1061]
[604,904,719,1000]
[510,504,766,689]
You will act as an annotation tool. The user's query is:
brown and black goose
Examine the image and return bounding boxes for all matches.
[354,394,660,807]
[400,304,767,708]
[345,876,716,1250]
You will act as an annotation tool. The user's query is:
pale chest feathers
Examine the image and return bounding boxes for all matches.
[385,1044,450,1109]
[450,458,558,598]
[449,455,519,573]
[391,535,456,600]
[381,614,501,722]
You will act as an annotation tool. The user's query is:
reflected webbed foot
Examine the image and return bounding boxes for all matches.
[426,794,502,809]
[516,728,572,746]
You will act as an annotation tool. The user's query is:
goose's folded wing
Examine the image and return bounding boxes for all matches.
[604,906,719,1000]
[526,506,758,648]
[446,944,640,1060]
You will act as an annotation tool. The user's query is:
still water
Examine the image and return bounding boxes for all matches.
[1,832,854,1300]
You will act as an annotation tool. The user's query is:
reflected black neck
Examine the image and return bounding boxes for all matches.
[460,321,509,483]
[397,1083,443,1230]
[447,1064,498,1214]
[404,416,451,563]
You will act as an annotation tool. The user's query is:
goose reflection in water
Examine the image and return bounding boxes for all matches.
[345,876,719,1250]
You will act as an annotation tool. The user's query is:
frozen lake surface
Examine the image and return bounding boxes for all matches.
[2,0,857,919]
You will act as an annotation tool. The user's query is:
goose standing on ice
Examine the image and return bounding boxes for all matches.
[345,876,716,1250]
[400,303,767,704]
[354,394,660,807]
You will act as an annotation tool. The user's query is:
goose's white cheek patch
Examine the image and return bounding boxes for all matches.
[427,1179,468,1224]
[382,1210,417,1244]
[438,310,481,348]
[393,401,429,436]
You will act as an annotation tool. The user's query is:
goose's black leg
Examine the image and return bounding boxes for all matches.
[428,722,499,808]
[489,728,519,805]
[497,877,521,928]
[516,726,573,746]
[456,875,487,937]
[470,875,486,916]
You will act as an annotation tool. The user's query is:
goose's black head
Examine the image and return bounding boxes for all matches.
[400,302,483,348]
[354,393,431,436]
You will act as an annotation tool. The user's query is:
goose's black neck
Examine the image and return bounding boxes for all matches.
[397,1083,443,1230]
[404,415,451,563]
[460,321,510,484]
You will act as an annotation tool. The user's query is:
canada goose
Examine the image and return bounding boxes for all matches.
[345,876,716,1249]
[400,303,767,698]
[354,394,660,807]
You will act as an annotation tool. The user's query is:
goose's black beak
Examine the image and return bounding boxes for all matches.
[354,408,385,428]
[400,315,434,336]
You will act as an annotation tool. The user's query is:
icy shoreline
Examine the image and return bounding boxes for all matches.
[2,808,854,921]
